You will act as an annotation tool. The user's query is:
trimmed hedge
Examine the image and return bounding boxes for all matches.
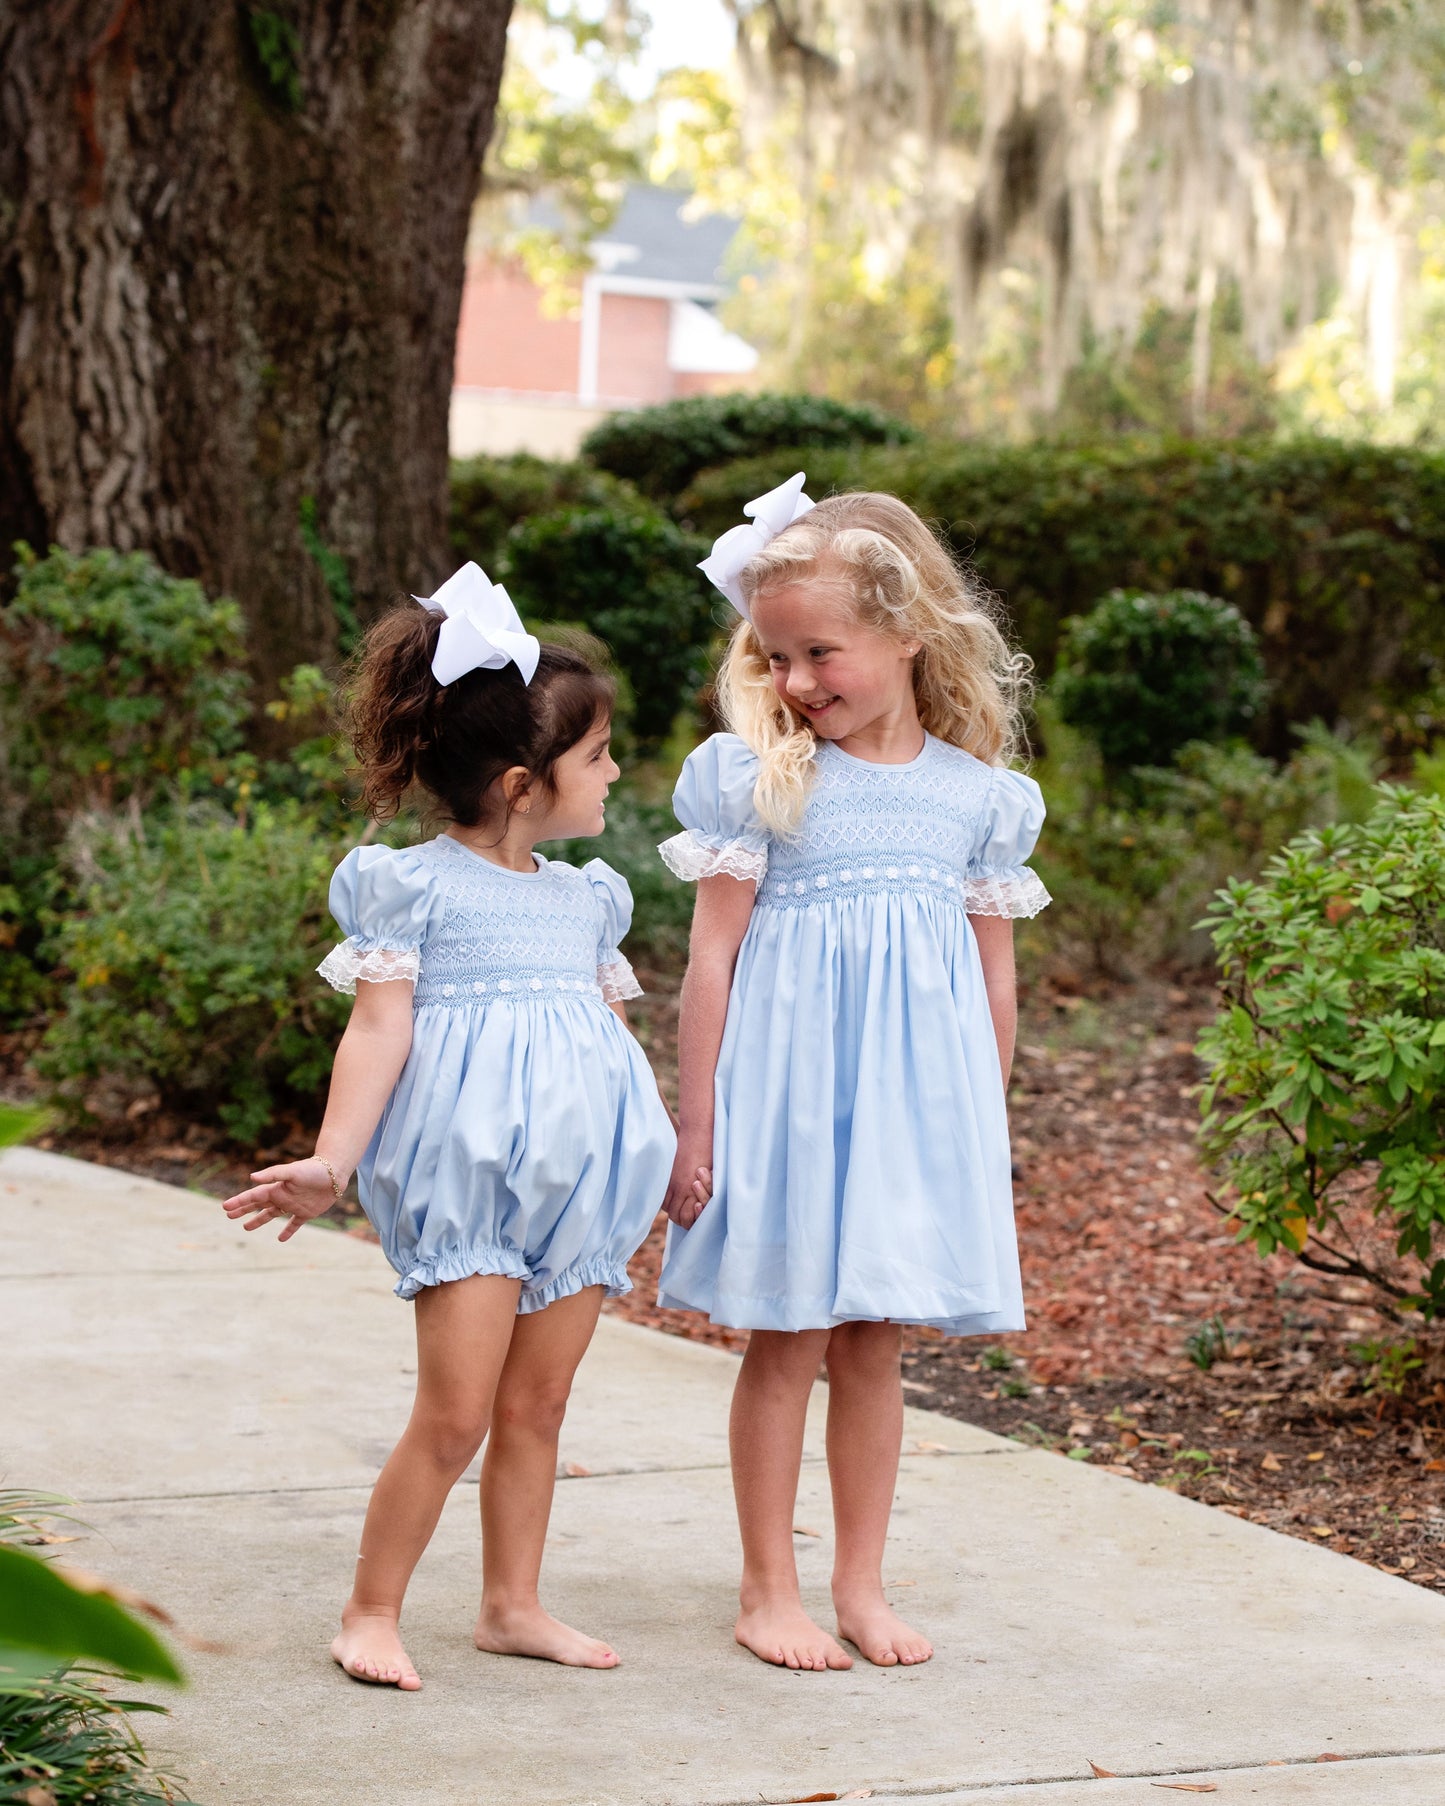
[449,454,642,575]
[580,392,919,502]
[681,439,1445,749]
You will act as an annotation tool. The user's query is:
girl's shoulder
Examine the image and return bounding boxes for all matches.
[678,732,761,789]
[327,840,448,945]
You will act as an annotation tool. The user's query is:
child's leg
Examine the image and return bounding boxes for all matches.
[824,1320,933,1666]
[731,1328,853,1670]
[473,1284,617,1668]
[333,1272,522,1688]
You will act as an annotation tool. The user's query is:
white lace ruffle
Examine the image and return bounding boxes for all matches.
[598,956,643,1003]
[959,869,1052,919]
[317,942,421,995]
[658,830,767,884]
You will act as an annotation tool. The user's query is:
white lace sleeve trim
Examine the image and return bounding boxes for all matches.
[960,869,1052,920]
[658,830,767,884]
[598,956,643,1003]
[317,942,421,995]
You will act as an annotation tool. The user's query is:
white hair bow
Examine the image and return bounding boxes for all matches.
[414,562,540,687]
[697,471,816,620]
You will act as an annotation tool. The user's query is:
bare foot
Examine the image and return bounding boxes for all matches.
[735,1599,853,1671]
[331,1614,421,1690]
[834,1594,933,1667]
[473,1602,619,1669]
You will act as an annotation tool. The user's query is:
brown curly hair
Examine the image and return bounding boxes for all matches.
[347,601,615,826]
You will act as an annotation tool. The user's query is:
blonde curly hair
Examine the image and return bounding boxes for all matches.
[715,491,1031,836]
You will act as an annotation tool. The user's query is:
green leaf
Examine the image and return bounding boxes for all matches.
[0,1545,183,1683]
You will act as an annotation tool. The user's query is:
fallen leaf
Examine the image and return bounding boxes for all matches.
[1260,1452,1282,1472]
[1088,1762,1117,1778]
[793,1525,822,1538]
[914,1439,952,1453]
[788,1795,840,1803]
[1316,1753,1345,1762]
[1425,1459,1445,1473]
[563,1462,591,1478]
[841,1792,874,1800]
[1310,1524,1336,1538]
[1305,1450,1325,1462]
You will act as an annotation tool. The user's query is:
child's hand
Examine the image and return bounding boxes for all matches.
[662,1144,712,1230]
[221,1157,341,1242]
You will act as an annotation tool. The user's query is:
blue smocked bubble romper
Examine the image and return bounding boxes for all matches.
[317,838,676,1307]
[657,732,1050,1335]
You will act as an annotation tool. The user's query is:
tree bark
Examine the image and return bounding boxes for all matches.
[0,0,512,707]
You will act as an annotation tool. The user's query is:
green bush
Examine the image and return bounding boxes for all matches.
[0,544,251,830]
[449,453,643,574]
[503,507,716,748]
[681,438,1445,749]
[1029,705,1385,974]
[1196,786,1445,1318]
[1052,589,1266,775]
[35,803,355,1145]
[581,392,919,502]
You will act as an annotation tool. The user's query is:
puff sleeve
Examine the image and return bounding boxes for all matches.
[658,733,770,884]
[316,846,444,994]
[961,769,1051,919]
[585,859,644,1004]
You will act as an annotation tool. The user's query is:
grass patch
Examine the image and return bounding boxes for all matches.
[0,1101,48,1149]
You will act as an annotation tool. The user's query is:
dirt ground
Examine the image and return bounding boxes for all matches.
[10,965,1443,1593]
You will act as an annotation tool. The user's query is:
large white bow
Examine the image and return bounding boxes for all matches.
[414,562,540,687]
[697,471,816,619]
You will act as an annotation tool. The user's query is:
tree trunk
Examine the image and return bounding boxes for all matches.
[0,0,512,709]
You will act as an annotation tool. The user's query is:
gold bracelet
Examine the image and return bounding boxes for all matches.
[316,1155,343,1202]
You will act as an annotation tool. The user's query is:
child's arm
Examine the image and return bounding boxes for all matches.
[969,914,1018,1086]
[222,978,415,1240]
[662,874,756,1228]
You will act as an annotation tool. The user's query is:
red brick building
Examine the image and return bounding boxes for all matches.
[451,186,758,457]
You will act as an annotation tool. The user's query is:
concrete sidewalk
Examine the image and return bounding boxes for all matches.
[6,1145,1444,1805]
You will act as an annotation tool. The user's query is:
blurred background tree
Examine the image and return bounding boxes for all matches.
[0,1,512,701]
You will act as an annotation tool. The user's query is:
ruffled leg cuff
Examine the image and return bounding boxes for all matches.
[393,1245,531,1301]
[516,1257,633,1315]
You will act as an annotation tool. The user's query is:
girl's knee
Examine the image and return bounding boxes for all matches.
[413,1403,491,1472]
[494,1379,573,1440]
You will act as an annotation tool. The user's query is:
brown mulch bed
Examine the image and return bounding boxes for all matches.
[8,966,1444,1588]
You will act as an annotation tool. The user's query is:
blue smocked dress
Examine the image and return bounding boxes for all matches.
[317,837,675,1307]
[657,733,1049,1335]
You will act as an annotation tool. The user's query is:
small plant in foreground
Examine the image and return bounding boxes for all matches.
[1353,1337,1424,1398]
[981,1345,1014,1371]
[1197,785,1445,1319]
[1185,1314,1235,1371]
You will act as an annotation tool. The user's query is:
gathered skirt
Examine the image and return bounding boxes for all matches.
[362,998,675,1307]
[658,892,1025,1335]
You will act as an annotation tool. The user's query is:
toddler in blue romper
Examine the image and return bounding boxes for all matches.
[320,837,673,1307]
[658,730,1048,1332]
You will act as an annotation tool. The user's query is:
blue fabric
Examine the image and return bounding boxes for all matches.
[323,837,675,1305]
[657,733,1048,1336]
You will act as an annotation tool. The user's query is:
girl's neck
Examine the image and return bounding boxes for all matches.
[444,816,542,874]
[832,700,926,767]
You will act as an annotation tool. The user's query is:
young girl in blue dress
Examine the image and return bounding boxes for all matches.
[223,565,679,1690]
[659,478,1049,1674]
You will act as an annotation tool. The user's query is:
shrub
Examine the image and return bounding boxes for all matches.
[1052,589,1266,776]
[581,392,918,502]
[0,544,251,831]
[681,438,1445,749]
[1196,786,1445,1318]
[503,507,716,747]
[449,453,643,574]
[35,803,355,1145]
